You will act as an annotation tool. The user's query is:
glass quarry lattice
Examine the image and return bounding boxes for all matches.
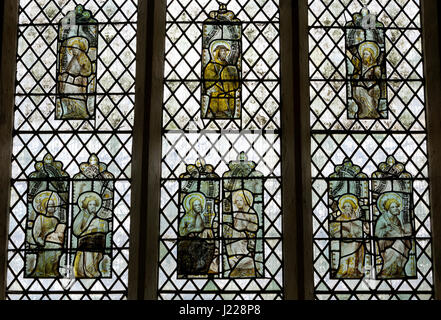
[159,0,283,300]
[309,0,433,300]
[7,0,138,300]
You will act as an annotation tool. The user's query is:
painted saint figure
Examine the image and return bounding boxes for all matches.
[203,41,240,118]
[222,152,264,277]
[30,191,66,277]
[179,192,210,237]
[331,194,365,278]
[73,192,109,278]
[202,3,241,119]
[57,37,93,118]
[347,41,383,118]
[72,154,114,278]
[346,8,387,119]
[178,192,217,275]
[224,189,259,277]
[371,156,416,279]
[25,153,69,278]
[56,5,98,119]
[328,158,369,279]
[375,193,412,278]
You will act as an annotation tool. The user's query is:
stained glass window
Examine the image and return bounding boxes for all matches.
[309,0,433,299]
[159,0,283,300]
[7,0,138,299]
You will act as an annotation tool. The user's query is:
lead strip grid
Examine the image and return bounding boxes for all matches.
[312,177,432,297]
[6,0,139,300]
[308,0,433,300]
[158,0,283,300]
[7,178,131,299]
[158,135,284,299]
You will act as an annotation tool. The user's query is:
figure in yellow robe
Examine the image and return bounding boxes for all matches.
[203,44,239,118]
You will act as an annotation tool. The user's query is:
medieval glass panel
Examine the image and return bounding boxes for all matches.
[160,0,282,300]
[72,154,114,279]
[328,159,369,279]
[56,5,98,120]
[371,156,416,279]
[25,154,69,278]
[7,0,138,299]
[345,8,387,119]
[309,0,433,300]
[222,152,264,278]
[178,159,220,277]
[202,4,241,119]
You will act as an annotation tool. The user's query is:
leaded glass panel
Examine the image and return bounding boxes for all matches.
[371,156,416,279]
[72,154,114,279]
[56,5,98,120]
[7,0,138,300]
[159,0,282,300]
[328,158,369,279]
[222,152,264,278]
[345,8,387,119]
[202,4,242,119]
[177,159,221,277]
[25,153,69,278]
[309,0,433,300]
